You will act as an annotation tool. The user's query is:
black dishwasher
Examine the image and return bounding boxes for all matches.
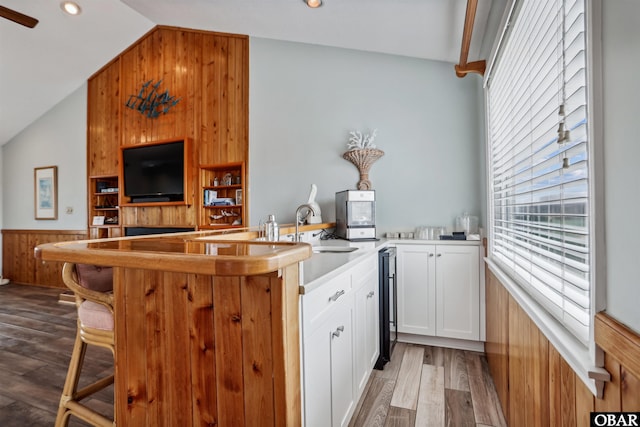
[375,246,397,369]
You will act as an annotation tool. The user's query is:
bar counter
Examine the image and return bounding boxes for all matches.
[35,232,312,426]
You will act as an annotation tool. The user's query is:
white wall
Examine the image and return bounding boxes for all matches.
[249,38,483,233]
[602,0,640,333]
[2,84,87,230]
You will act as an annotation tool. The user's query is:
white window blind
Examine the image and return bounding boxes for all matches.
[487,0,590,343]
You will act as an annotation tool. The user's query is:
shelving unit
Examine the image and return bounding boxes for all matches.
[199,162,246,229]
[88,175,121,239]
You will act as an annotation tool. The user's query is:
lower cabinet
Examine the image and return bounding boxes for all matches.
[354,266,379,396]
[304,299,355,427]
[301,253,379,427]
[396,242,481,341]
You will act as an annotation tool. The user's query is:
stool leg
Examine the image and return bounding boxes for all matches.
[55,323,88,427]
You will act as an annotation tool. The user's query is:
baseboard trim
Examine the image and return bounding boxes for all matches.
[397,332,485,352]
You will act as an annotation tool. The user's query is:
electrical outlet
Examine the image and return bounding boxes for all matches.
[65,206,73,214]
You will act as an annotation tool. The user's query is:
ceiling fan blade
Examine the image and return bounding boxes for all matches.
[0,5,39,28]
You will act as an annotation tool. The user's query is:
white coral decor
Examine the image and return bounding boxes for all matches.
[343,128,384,190]
[347,129,378,150]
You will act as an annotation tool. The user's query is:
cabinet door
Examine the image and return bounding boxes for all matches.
[330,303,355,427]
[303,319,332,427]
[303,301,355,427]
[354,267,379,397]
[435,245,480,340]
[396,244,436,335]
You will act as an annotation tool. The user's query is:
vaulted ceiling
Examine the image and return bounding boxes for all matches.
[0,0,502,146]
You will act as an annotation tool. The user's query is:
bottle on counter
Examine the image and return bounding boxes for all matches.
[265,214,279,242]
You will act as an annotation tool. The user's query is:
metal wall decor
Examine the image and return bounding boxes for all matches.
[126,79,181,118]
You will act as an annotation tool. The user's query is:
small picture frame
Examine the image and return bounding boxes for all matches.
[34,166,58,220]
[235,189,243,205]
[92,216,106,226]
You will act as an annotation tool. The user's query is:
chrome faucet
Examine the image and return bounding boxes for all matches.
[295,204,318,242]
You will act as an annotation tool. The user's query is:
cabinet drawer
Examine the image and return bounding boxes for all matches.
[303,271,352,328]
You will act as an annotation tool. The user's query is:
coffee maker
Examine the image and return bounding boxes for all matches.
[335,190,376,240]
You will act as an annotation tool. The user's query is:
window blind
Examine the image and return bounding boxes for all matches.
[487,0,590,343]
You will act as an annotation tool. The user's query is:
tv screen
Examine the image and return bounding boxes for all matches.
[122,140,185,202]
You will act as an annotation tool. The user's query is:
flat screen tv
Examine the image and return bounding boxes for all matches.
[122,140,185,203]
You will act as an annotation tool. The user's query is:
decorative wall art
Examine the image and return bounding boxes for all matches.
[343,129,384,190]
[125,79,181,118]
[34,166,57,220]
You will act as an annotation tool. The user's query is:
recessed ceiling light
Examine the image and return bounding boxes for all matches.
[60,1,82,16]
[305,0,322,8]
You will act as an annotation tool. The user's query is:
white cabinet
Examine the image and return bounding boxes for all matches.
[396,245,436,336]
[303,298,354,427]
[301,253,379,427]
[397,243,480,341]
[354,265,379,396]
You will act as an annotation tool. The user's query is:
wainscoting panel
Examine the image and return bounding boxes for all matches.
[2,229,88,288]
[485,267,640,425]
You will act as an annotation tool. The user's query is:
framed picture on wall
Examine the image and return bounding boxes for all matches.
[34,166,58,220]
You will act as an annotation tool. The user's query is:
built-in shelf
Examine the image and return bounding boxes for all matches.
[89,175,121,238]
[200,162,245,229]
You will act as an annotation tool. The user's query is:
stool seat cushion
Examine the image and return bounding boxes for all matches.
[78,300,114,331]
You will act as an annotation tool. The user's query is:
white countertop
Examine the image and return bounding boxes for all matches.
[299,237,482,293]
[299,239,386,293]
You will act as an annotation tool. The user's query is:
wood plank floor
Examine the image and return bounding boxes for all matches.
[0,283,506,426]
[350,342,508,427]
[0,284,113,426]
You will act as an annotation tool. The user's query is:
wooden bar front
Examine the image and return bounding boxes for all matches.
[35,234,311,426]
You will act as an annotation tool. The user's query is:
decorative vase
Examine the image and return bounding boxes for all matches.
[342,148,385,190]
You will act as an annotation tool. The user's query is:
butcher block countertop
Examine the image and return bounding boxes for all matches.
[34,231,312,276]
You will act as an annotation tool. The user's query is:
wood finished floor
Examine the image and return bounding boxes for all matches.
[349,342,507,427]
[0,283,506,426]
[0,284,113,426]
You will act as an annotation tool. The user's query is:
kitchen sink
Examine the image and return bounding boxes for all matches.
[312,246,358,253]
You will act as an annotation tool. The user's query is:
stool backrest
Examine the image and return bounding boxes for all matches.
[75,264,113,293]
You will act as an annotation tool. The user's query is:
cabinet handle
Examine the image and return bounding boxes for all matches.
[332,325,345,338]
[329,290,345,302]
[429,253,434,257]
[437,253,442,257]
[367,291,375,298]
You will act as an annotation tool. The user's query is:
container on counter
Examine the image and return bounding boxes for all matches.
[455,212,478,235]
[414,226,447,240]
[265,214,279,242]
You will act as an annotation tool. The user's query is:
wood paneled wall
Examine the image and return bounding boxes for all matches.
[113,266,301,425]
[87,26,249,229]
[2,229,88,288]
[486,267,640,425]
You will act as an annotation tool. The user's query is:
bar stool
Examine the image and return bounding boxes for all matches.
[55,263,115,427]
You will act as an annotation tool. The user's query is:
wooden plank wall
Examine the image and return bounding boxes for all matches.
[486,268,640,425]
[88,26,249,230]
[1,229,88,288]
[113,266,301,425]
[3,28,248,288]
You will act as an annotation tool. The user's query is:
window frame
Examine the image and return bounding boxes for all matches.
[483,0,606,396]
